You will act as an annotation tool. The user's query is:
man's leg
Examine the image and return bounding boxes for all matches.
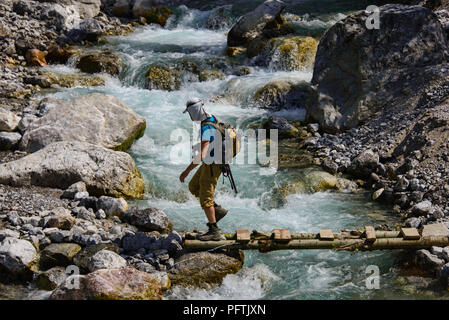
[204,205,216,223]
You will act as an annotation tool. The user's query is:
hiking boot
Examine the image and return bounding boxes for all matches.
[198,223,224,241]
[214,203,228,223]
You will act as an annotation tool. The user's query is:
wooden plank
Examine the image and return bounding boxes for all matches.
[273,229,291,242]
[401,227,420,240]
[236,229,251,242]
[319,229,334,241]
[420,223,449,238]
[365,226,376,242]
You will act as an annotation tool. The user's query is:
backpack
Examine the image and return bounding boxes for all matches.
[201,116,241,163]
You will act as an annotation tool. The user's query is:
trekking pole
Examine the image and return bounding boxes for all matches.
[225,164,238,194]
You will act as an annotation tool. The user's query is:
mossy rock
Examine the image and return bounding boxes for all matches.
[169,252,243,288]
[140,6,173,26]
[267,36,318,71]
[199,70,225,82]
[39,243,82,270]
[76,52,122,75]
[226,46,246,58]
[303,170,338,192]
[146,65,181,91]
[42,72,105,88]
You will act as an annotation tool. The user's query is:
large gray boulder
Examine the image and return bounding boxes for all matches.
[87,250,127,272]
[0,238,38,279]
[0,132,22,150]
[0,108,21,132]
[123,207,173,232]
[0,141,145,198]
[227,0,286,47]
[20,94,146,153]
[309,4,449,132]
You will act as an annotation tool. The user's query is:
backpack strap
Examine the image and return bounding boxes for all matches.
[201,116,225,136]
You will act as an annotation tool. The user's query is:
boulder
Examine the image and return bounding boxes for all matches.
[49,267,163,300]
[169,252,243,288]
[416,249,445,269]
[227,0,286,47]
[123,207,173,232]
[252,36,318,71]
[0,229,20,241]
[121,232,159,253]
[0,141,145,198]
[73,243,120,273]
[0,238,38,279]
[309,4,449,131]
[204,5,233,30]
[412,200,434,216]
[347,150,379,178]
[44,207,76,230]
[0,132,22,151]
[20,93,146,153]
[62,181,88,200]
[146,65,180,91]
[421,223,449,238]
[112,0,131,18]
[303,170,338,192]
[39,243,82,270]
[25,49,47,67]
[73,0,101,19]
[45,45,77,64]
[132,0,173,26]
[35,266,68,291]
[76,51,122,75]
[42,3,81,31]
[0,108,21,132]
[67,18,107,42]
[96,196,128,217]
[263,116,298,139]
[253,80,315,111]
[87,250,127,272]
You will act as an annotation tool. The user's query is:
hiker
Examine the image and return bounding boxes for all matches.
[179,98,229,241]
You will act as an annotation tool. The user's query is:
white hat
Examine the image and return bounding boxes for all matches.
[183,98,210,121]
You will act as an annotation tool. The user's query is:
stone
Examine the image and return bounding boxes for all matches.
[146,65,181,91]
[122,232,156,253]
[442,247,449,262]
[76,52,122,75]
[67,18,106,42]
[416,249,445,268]
[0,229,20,241]
[96,196,128,218]
[431,246,444,257]
[95,209,106,220]
[35,267,67,291]
[44,207,76,230]
[421,223,449,238]
[62,181,87,200]
[45,45,76,64]
[20,94,146,152]
[25,49,47,67]
[112,0,131,18]
[169,252,243,288]
[0,238,38,279]
[372,188,384,201]
[227,0,286,47]
[262,116,298,139]
[42,4,80,31]
[412,201,434,216]
[348,150,379,178]
[204,5,233,30]
[50,267,163,300]
[132,0,173,26]
[309,4,449,131]
[405,217,422,229]
[39,243,82,270]
[72,206,95,221]
[0,132,22,151]
[439,263,449,281]
[0,108,21,132]
[123,207,173,232]
[303,170,338,192]
[87,250,127,272]
[73,243,120,273]
[0,141,145,199]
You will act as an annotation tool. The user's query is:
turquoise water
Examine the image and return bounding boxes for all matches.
[38,6,446,300]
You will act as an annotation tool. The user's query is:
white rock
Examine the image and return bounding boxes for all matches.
[0,237,38,274]
[87,250,127,272]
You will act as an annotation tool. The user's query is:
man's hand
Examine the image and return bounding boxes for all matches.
[179,170,189,183]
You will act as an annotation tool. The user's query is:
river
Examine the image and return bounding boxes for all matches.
[36,2,447,300]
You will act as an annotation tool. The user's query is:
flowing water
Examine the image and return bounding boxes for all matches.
[36,3,449,300]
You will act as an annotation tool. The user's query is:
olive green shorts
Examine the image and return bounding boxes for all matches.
[188,163,222,209]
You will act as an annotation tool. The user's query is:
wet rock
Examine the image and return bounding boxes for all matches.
[146,65,180,91]
[62,182,87,200]
[45,45,76,65]
[263,116,298,139]
[310,4,449,131]
[169,252,243,288]
[227,0,286,47]
[44,207,76,230]
[35,72,105,88]
[0,141,145,198]
[96,196,128,218]
[204,5,233,30]
[0,237,38,280]
[25,49,47,67]
[132,0,172,26]
[253,79,315,111]
[123,207,173,233]
[416,249,445,269]
[76,51,122,75]
[0,132,22,151]
[73,243,120,273]
[39,243,82,270]
[50,267,163,300]
[112,0,131,18]
[20,94,145,152]
[253,36,317,71]
[87,250,127,272]
[35,266,67,291]
[302,169,338,192]
[0,108,21,132]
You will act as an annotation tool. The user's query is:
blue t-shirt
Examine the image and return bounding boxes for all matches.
[201,115,216,159]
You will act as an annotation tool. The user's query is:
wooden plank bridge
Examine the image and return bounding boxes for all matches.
[184,223,449,253]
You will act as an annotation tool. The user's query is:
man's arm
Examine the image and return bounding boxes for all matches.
[179,140,210,183]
